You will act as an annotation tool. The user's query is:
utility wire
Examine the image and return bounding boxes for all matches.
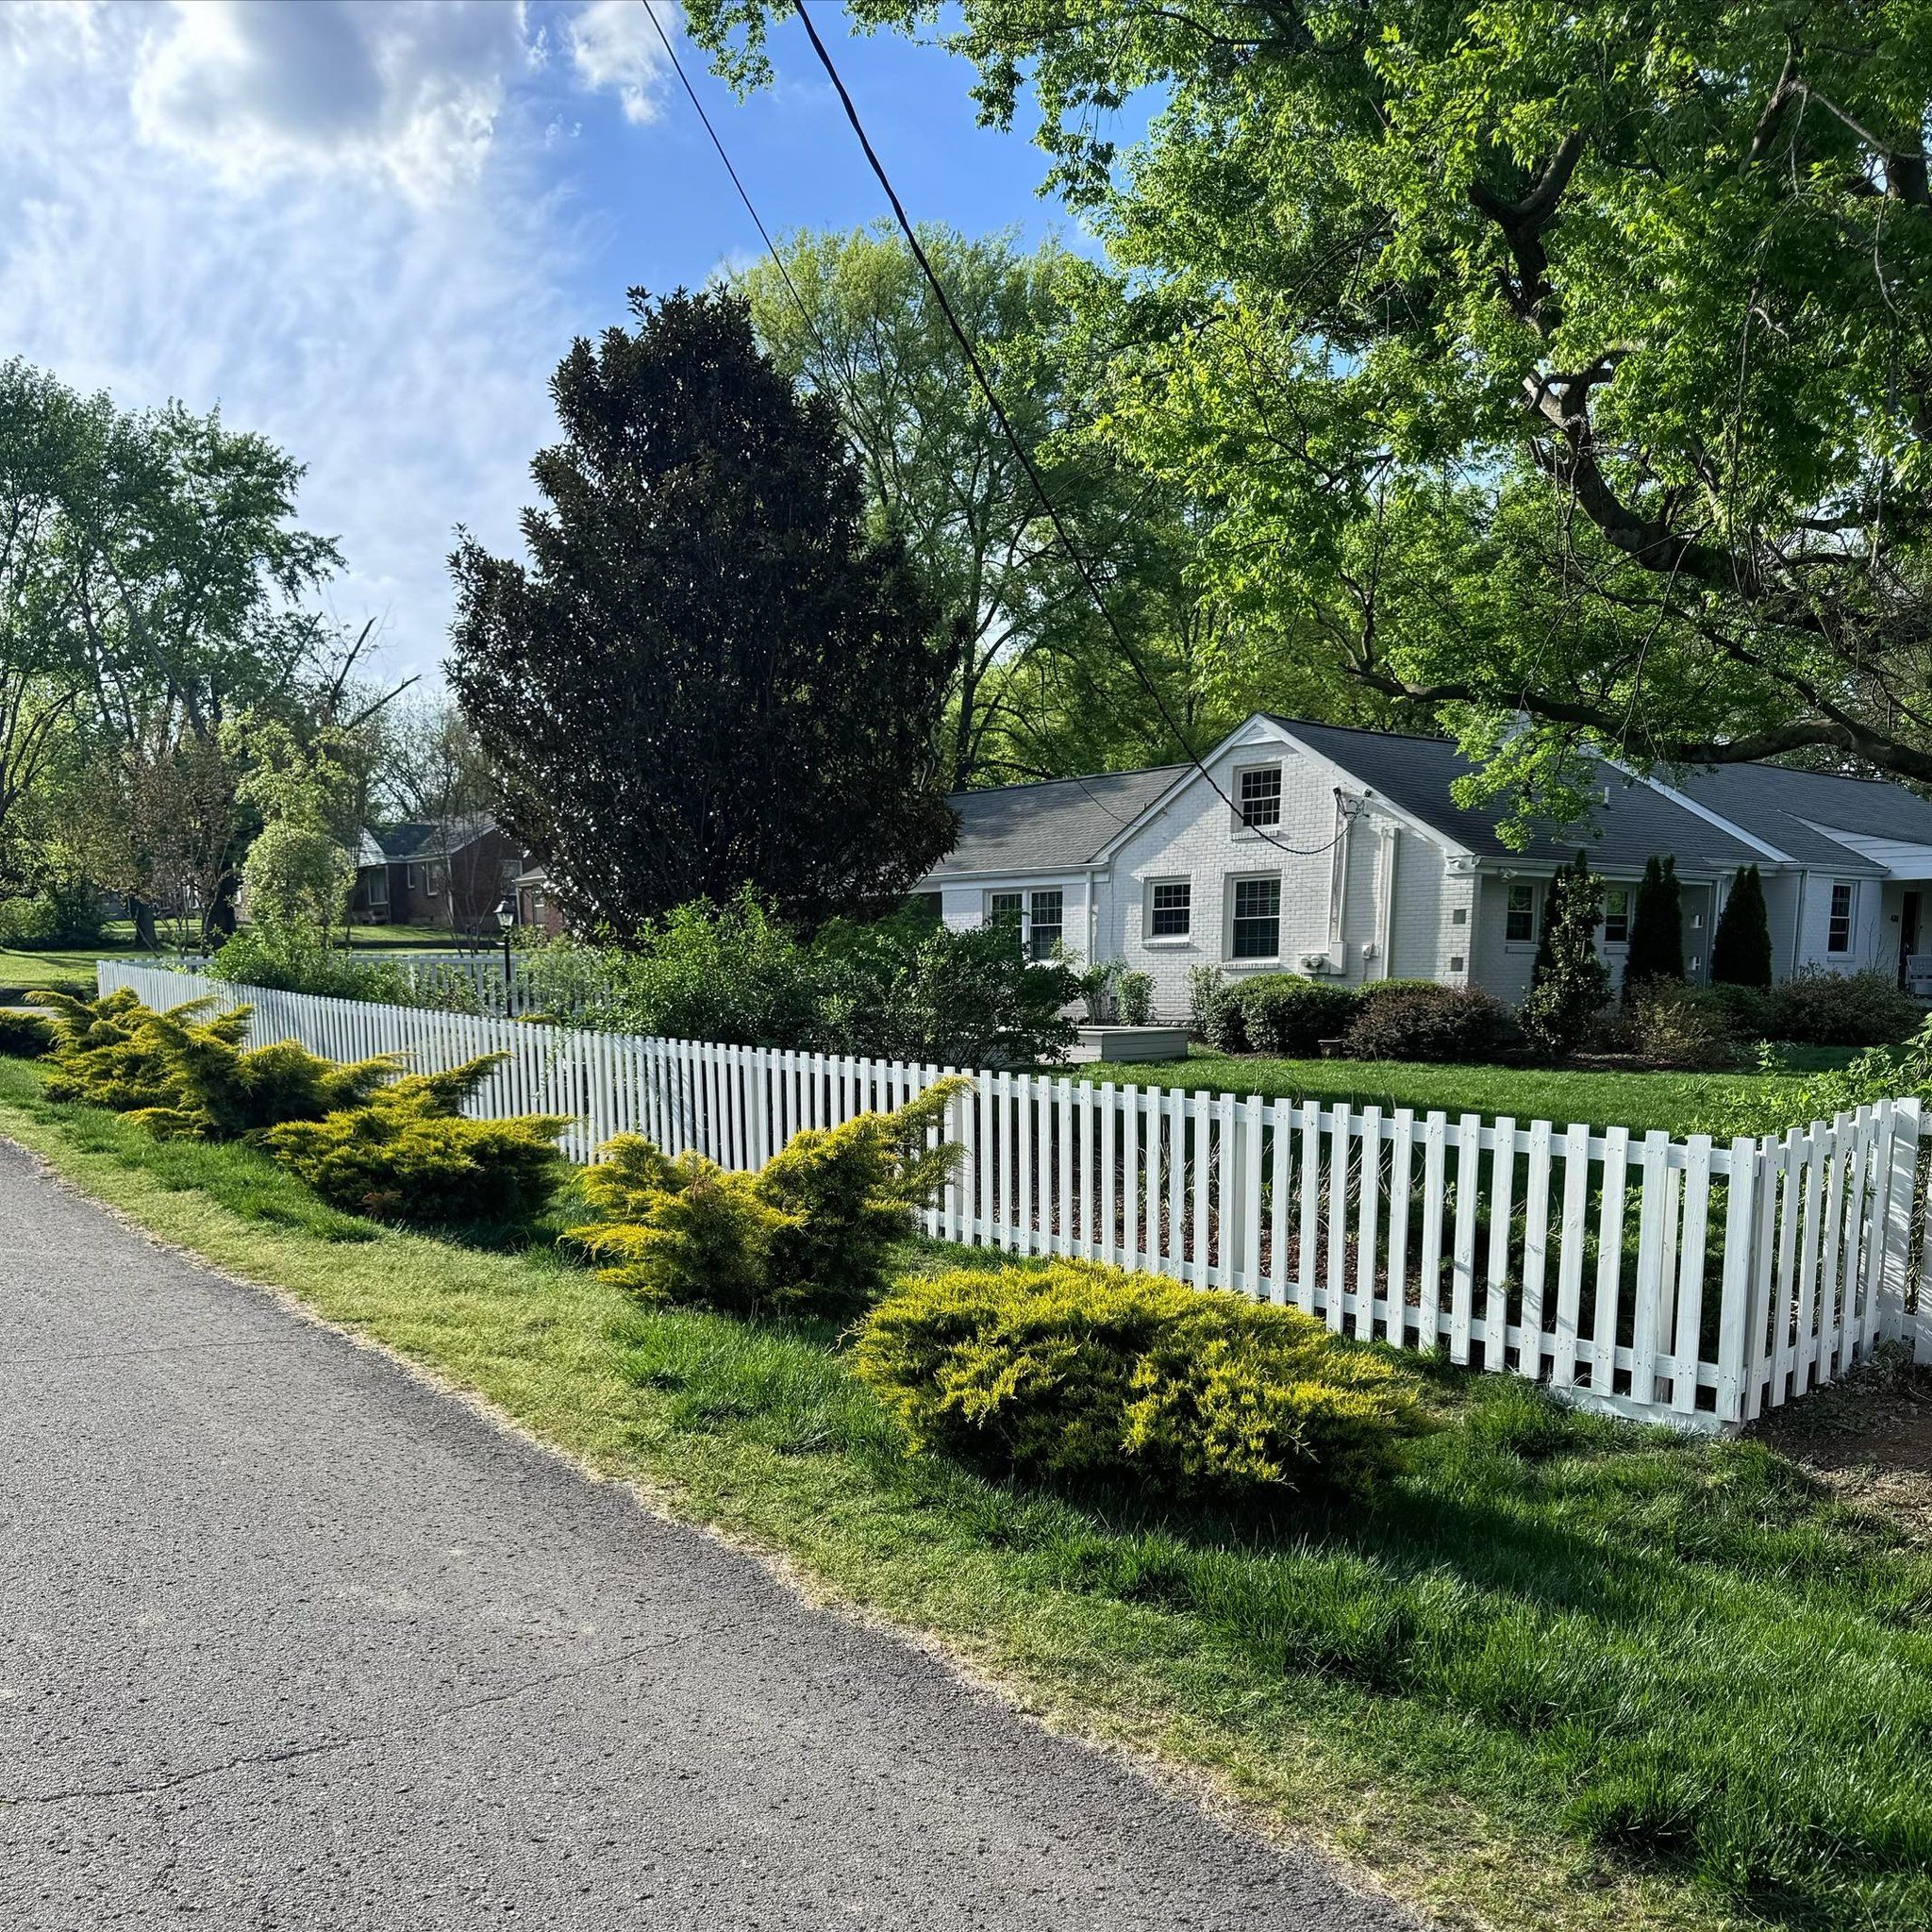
[788,0,1355,859]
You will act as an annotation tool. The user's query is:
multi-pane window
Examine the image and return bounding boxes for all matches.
[1148,879,1191,938]
[1828,881,1854,954]
[1230,876,1281,959]
[986,891,1024,928]
[1505,881,1537,944]
[1237,766,1282,828]
[1028,889,1064,960]
[367,871,390,908]
[1601,886,1630,945]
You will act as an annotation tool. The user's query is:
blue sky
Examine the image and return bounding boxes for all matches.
[0,1,1099,686]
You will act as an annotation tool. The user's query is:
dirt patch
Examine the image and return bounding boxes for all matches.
[1747,1345,1932,1538]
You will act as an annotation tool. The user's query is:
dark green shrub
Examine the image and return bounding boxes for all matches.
[1767,970,1920,1047]
[1521,852,1611,1054]
[1203,978,1250,1053]
[1710,864,1774,988]
[1233,974,1357,1056]
[0,878,105,948]
[1702,980,1775,1039]
[0,1009,52,1058]
[1115,971,1153,1027]
[855,1259,1426,1499]
[1624,855,1685,991]
[264,1060,565,1224]
[208,923,441,1007]
[570,1080,965,1317]
[1340,984,1521,1062]
[1186,964,1225,1041]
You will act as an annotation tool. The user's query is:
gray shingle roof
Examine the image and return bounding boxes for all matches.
[1668,763,1932,866]
[1274,720,1773,873]
[360,817,498,866]
[930,765,1188,875]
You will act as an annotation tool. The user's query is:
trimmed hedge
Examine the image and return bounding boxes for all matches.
[1339,984,1521,1063]
[855,1259,1426,1500]
[1766,971,1920,1047]
[1235,974,1358,1055]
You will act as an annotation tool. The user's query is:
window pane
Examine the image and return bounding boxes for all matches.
[1602,887,1628,944]
[1238,767,1282,827]
[1505,882,1535,943]
[1028,889,1063,961]
[1149,880,1191,937]
[1231,877,1280,959]
[1828,881,1853,953]
[987,891,1023,928]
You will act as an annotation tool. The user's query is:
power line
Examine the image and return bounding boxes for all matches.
[788,0,1352,859]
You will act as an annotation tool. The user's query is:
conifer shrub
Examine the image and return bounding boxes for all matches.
[570,1080,966,1318]
[1624,855,1685,991]
[1710,864,1774,988]
[1520,851,1611,1054]
[121,1007,399,1141]
[264,1056,565,1225]
[31,989,243,1113]
[856,1260,1424,1500]
[0,1009,52,1058]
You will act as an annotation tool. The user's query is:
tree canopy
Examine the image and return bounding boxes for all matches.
[688,0,1932,820]
[447,287,958,932]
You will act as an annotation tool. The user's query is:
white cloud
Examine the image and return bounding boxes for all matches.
[128,0,540,201]
[0,2,610,683]
[567,0,674,125]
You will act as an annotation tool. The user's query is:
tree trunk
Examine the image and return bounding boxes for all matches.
[130,896,158,952]
[201,874,238,948]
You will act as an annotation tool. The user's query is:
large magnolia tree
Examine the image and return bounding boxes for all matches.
[689,0,1932,823]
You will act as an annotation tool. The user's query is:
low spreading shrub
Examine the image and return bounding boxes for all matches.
[1339,984,1520,1063]
[1766,969,1920,1046]
[1233,974,1357,1056]
[1606,982,1744,1072]
[32,989,243,1113]
[208,923,457,1008]
[1700,980,1775,1040]
[264,1056,565,1224]
[0,1008,52,1058]
[855,1259,1426,1500]
[570,1080,965,1318]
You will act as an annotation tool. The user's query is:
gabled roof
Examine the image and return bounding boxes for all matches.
[358,816,498,866]
[1274,719,1770,873]
[1664,762,1932,869]
[927,765,1187,876]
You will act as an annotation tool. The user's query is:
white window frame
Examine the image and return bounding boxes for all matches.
[365,869,389,909]
[1026,888,1064,960]
[1503,880,1539,950]
[1232,763,1284,833]
[984,889,1024,930]
[1827,880,1855,954]
[1224,872,1283,965]
[1601,884,1630,947]
[404,863,421,891]
[1143,875,1192,943]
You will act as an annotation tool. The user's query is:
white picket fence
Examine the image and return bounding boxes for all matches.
[97,960,1930,1432]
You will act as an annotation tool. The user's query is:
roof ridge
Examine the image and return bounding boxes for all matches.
[947,762,1190,801]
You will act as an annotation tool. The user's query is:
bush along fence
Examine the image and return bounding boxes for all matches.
[99,961,1929,1431]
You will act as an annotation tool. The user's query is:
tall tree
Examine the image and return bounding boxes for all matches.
[1521,850,1610,1053]
[690,0,1932,819]
[1624,857,1686,992]
[448,287,957,932]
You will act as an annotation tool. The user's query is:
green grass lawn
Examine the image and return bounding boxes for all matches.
[2,1055,1926,1932]
[1089,1045,1857,1138]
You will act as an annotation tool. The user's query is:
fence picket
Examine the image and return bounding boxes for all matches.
[1519,1120,1552,1380]
[1486,1117,1516,1374]
[1592,1127,1630,1397]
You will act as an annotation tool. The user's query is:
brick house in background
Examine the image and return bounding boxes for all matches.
[349,817,525,935]
[512,860,566,937]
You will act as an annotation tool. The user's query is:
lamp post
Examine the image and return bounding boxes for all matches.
[494,897,515,989]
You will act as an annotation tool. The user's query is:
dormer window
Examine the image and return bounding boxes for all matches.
[1237,765,1282,828]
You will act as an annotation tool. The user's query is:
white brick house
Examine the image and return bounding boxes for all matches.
[913,714,1932,1022]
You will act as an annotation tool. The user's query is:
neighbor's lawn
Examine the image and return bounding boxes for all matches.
[3,1057,1926,1932]
[1090,1045,1857,1138]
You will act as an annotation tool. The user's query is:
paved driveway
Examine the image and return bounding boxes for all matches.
[0,1141,1415,1930]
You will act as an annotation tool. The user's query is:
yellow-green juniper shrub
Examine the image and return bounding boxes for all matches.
[855,1259,1427,1500]
[264,1054,566,1224]
[31,989,243,1112]
[571,1078,967,1318]
[0,1009,52,1058]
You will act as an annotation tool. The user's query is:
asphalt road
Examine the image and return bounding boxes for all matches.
[0,1139,1417,1931]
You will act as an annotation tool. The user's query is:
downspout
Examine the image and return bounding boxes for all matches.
[1374,822,1397,980]
[1790,872,1807,978]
